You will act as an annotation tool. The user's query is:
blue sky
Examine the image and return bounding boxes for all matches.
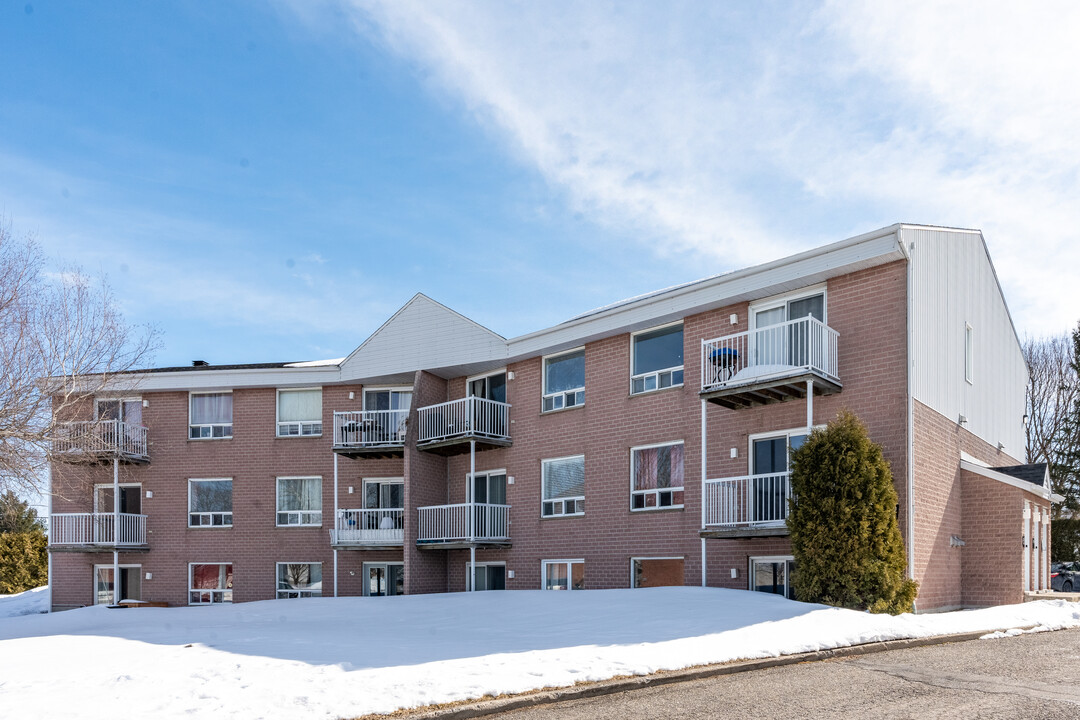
[2,1,1079,367]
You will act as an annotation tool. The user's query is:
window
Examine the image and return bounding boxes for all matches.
[468,470,507,505]
[542,455,585,517]
[364,562,404,596]
[189,563,233,604]
[751,430,807,524]
[750,556,796,599]
[751,290,825,367]
[467,371,507,402]
[94,565,141,605]
[468,563,506,591]
[277,388,322,437]
[188,479,233,527]
[965,323,974,384]
[543,349,585,412]
[363,478,404,510]
[94,484,141,515]
[96,398,142,425]
[631,324,683,394]
[543,559,584,590]
[630,442,684,510]
[362,389,412,444]
[189,392,232,439]
[276,477,322,526]
[631,557,685,588]
[276,562,321,598]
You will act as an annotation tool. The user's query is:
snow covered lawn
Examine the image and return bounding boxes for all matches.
[0,585,49,618]
[1,588,1078,720]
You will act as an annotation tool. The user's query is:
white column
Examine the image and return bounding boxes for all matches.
[1043,509,1050,591]
[113,458,120,605]
[1023,502,1031,592]
[700,399,707,587]
[1035,508,1044,591]
[333,452,339,598]
[469,439,476,592]
[806,379,814,430]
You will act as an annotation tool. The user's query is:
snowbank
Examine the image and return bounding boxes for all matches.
[0,587,1076,719]
[0,586,48,618]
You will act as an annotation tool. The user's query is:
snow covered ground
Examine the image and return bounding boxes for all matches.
[0,585,49,618]
[0,588,1077,720]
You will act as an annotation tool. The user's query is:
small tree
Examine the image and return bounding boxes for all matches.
[787,410,917,614]
[0,490,44,534]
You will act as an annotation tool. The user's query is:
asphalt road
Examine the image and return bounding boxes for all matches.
[493,627,1080,720]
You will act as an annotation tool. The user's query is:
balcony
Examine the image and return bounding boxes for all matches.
[329,508,404,548]
[416,396,511,456]
[54,421,149,464]
[49,512,149,550]
[416,503,511,548]
[701,472,791,538]
[700,316,841,409]
[332,410,408,458]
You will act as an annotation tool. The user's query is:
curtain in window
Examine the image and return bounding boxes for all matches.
[545,350,585,393]
[543,457,585,499]
[278,389,321,422]
[192,564,232,590]
[190,480,232,512]
[633,444,684,490]
[278,477,321,512]
[191,393,232,424]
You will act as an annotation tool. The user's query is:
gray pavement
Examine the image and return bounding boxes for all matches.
[493,627,1080,719]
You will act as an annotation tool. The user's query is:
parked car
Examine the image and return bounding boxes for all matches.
[1051,562,1080,592]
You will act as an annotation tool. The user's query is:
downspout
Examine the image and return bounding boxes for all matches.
[700,398,707,587]
[333,451,339,598]
[900,232,916,601]
[469,437,476,592]
[47,464,53,613]
[113,456,120,605]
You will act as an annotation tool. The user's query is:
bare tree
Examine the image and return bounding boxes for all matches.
[0,220,159,496]
[1023,333,1078,467]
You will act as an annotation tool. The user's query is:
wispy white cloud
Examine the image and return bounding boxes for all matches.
[308,0,1080,336]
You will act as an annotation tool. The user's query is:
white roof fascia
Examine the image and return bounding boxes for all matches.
[108,365,344,393]
[507,225,905,359]
[959,457,1056,502]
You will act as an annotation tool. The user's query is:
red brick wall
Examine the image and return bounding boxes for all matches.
[403,371,449,595]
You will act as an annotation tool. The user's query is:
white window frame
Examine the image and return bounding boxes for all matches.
[275,476,323,527]
[187,478,233,528]
[466,369,508,399]
[93,397,142,422]
[542,559,584,590]
[748,284,828,331]
[746,426,821,470]
[362,561,405,596]
[276,387,323,438]
[275,561,322,599]
[629,440,685,511]
[965,322,974,385]
[361,477,405,510]
[749,555,795,598]
[188,391,233,440]
[93,563,142,605]
[362,386,414,411]
[629,321,685,395]
[465,561,507,591]
[541,455,585,518]
[630,556,685,588]
[188,562,234,605]
[542,347,586,413]
[93,482,141,514]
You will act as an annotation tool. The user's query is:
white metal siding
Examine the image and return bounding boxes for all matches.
[907,228,1027,457]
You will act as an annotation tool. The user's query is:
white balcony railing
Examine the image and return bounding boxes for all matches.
[332,410,409,449]
[54,421,149,460]
[417,503,511,543]
[50,512,148,546]
[329,508,404,545]
[703,472,791,529]
[417,396,510,444]
[701,316,839,393]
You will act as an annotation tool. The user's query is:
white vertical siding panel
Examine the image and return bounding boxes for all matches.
[910,228,1027,457]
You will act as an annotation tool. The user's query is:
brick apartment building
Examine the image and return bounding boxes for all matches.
[47,224,1061,612]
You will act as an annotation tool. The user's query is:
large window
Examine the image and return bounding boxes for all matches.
[631,324,683,394]
[750,429,808,524]
[94,565,141,605]
[543,559,584,590]
[276,477,322,526]
[189,563,233,604]
[468,371,507,402]
[276,562,321,598]
[364,562,404,596]
[631,442,684,510]
[751,290,825,367]
[750,556,795,599]
[468,563,507,591]
[543,349,585,412]
[96,398,142,425]
[542,455,585,517]
[189,392,233,439]
[277,388,322,437]
[631,557,684,588]
[188,478,233,527]
[364,478,404,510]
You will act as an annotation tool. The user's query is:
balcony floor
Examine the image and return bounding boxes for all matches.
[700,525,790,539]
[48,544,150,553]
[701,369,841,410]
[415,435,512,456]
[416,539,512,550]
[330,541,405,551]
[54,449,150,465]
[331,445,405,460]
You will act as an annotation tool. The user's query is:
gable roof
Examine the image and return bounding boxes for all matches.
[992,463,1049,487]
